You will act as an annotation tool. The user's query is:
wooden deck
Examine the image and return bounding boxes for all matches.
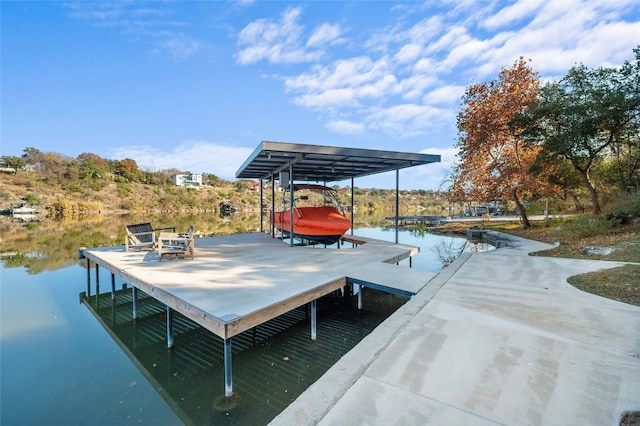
[80,231,436,397]
[81,232,434,340]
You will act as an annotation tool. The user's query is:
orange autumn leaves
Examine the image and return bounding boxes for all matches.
[450,58,546,228]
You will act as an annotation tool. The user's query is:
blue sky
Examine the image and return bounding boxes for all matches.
[2,1,639,189]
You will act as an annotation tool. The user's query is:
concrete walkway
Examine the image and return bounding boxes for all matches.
[271,233,640,425]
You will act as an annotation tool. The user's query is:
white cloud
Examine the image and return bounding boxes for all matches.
[424,85,466,106]
[160,33,202,60]
[234,1,639,160]
[64,2,203,60]
[108,141,253,179]
[366,104,446,137]
[284,57,398,110]
[482,0,543,30]
[293,88,361,110]
[306,23,343,48]
[236,6,327,64]
[397,74,438,101]
[325,120,365,134]
[395,43,422,64]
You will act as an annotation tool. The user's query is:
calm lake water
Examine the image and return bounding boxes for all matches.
[0,217,478,425]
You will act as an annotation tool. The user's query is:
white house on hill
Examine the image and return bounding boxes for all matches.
[172,173,203,189]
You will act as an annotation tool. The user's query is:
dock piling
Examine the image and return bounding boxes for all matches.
[224,339,233,396]
[166,307,174,348]
[95,264,100,306]
[310,300,317,340]
[111,274,116,300]
[86,258,91,297]
[132,287,138,319]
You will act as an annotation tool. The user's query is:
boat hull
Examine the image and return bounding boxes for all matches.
[272,206,351,245]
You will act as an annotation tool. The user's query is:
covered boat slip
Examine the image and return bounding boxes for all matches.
[235,141,441,244]
[80,141,442,399]
[80,232,435,395]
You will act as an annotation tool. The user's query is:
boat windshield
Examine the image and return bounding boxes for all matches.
[281,185,346,214]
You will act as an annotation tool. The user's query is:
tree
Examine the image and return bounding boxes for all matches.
[609,48,640,192]
[114,158,140,182]
[37,152,77,184]
[449,58,542,228]
[525,47,640,214]
[77,152,109,180]
[22,147,43,164]
[1,155,26,171]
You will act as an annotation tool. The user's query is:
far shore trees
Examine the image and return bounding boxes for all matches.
[448,58,543,228]
[114,158,141,182]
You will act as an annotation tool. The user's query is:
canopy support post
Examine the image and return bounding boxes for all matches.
[351,176,354,235]
[395,168,400,244]
[259,178,264,233]
[289,163,294,247]
[271,174,276,238]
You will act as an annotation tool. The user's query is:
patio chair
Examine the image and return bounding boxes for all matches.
[125,222,176,252]
[158,225,195,260]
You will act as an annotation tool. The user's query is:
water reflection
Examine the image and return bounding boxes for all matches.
[79,284,407,425]
[0,212,261,273]
[0,211,394,273]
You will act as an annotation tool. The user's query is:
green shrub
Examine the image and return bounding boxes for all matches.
[24,194,40,203]
[565,214,613,238]
[117,182,131,194]
[605,210,630,226]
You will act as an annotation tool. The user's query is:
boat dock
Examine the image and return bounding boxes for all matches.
[79,232,436,397]
[385,215,446,226]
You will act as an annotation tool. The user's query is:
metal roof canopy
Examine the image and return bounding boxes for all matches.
[235,141,440,183]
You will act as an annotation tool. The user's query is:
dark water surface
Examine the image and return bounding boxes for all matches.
[1,217,474,425]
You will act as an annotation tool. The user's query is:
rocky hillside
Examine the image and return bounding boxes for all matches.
[0,170,446,218]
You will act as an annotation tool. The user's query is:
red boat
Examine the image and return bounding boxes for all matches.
[272,184,351,245]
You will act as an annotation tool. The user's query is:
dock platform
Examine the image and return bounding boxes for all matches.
[80,232,435,396]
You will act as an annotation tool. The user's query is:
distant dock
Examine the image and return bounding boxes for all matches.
[79,232,435,397]
[385,215,447,226]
